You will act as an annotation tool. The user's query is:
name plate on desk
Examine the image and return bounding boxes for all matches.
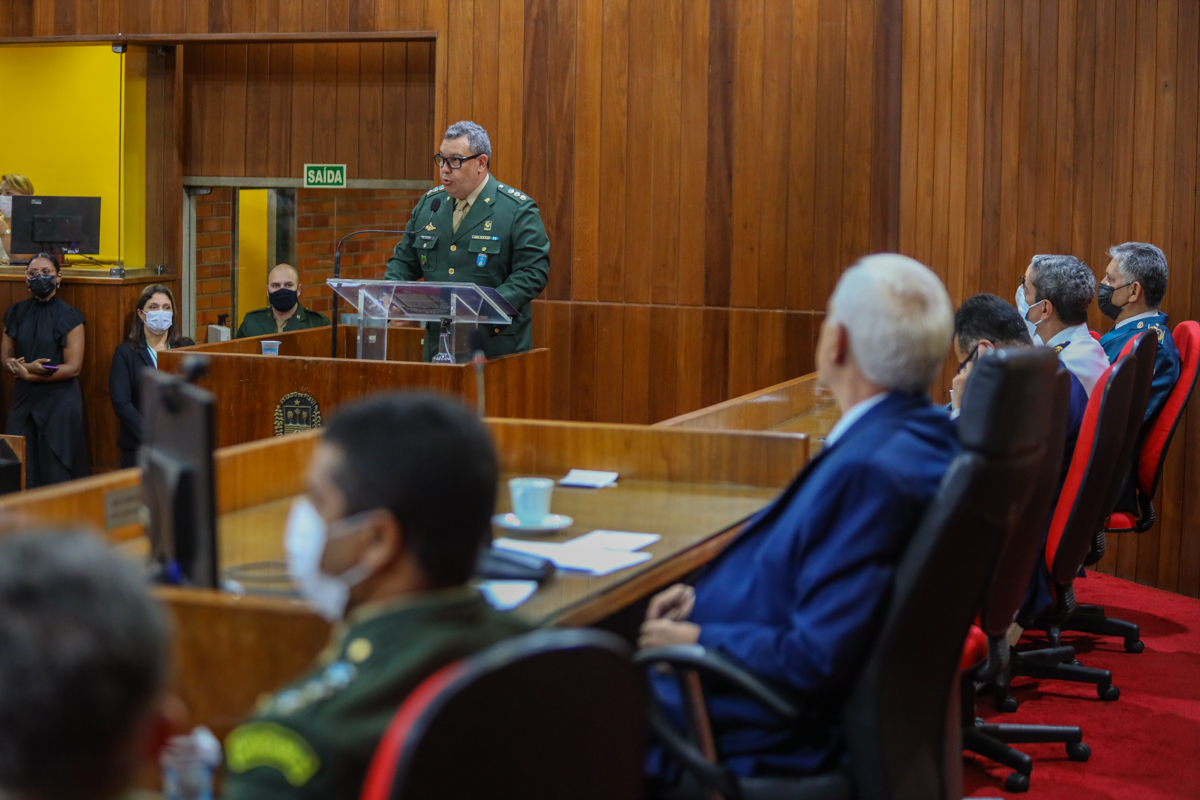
[105,484,145,531]
[275,393,323,436]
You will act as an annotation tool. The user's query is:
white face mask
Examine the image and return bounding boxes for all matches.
[0,196,12,217]
[144,309,173,335]
[1015,285,1046,343]
[284,497,374,621]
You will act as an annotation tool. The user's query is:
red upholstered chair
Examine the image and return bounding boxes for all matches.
[360,629,644,800]
[1011,357,1136,701]
[1089,330,1102,342]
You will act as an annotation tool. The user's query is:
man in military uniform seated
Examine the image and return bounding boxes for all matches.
[639,255,960,782]
[385,120,550,361]
[1017,254,1110,397]
[237,263,331,338]
[224,392,531,799]
[0,531,175,800]
[1097,241,1180,422]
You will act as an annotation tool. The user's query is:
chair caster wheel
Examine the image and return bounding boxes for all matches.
[1098,683,1120,701]
[1066,742,1091,762]
[1005,772,1031,793]
[995,694,1019,713]
[1073,660,1083,666]
[1125,638,1144,653]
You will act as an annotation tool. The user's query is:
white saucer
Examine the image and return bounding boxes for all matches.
[491,513,574,535]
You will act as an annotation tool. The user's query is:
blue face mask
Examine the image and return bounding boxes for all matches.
[144,310,173,335]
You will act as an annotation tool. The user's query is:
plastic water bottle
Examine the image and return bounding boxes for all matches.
[161,726,221,800]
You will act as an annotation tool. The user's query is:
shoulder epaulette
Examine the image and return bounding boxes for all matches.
[495,183,531,203]
[425,185,446,197]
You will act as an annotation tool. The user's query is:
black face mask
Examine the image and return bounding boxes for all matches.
[268,288,299,312]
[1097,282,1131,321]
[27,274,56,299]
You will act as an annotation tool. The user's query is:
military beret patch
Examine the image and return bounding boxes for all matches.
[226,722,321,786]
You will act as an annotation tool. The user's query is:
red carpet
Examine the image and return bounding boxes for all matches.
[964,571,1200,799]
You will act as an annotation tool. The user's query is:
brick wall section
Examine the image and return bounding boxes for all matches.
[191,188,424,340]
[295,188,425,317]
[194,187,234,341]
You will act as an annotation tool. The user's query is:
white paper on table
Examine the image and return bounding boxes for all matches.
[558,469,620,488]
[478,580,539,610]
[570,530,661,552]
[493,538,653,576]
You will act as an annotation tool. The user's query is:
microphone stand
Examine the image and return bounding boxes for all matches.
[330,229,404,358]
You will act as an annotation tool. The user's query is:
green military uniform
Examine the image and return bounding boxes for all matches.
[384,174,550,361]
[236,304,330,339]
[223,588,531,800]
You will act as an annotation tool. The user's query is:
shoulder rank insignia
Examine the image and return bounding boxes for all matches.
[1053,343,1068,354]
[425,185,445,196]
[226,722,321,787]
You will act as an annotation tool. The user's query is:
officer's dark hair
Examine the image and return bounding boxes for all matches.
[323,391,498,587]
[1108,241,1169,308]
[0,531,170,800]
[30,252,61,274]
[1028,254,1095,326]
[954,293,1034,353]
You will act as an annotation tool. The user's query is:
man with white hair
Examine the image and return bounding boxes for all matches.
[1097,242,1180,422]
[640,254,960,780]
[386,120,550,361]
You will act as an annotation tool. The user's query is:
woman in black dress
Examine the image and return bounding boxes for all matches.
[110,283,194,468]
[1,253,88,487]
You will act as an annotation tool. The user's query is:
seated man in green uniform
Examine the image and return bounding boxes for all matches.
[385,120,551,361]
[236,263,331,338]
[224,392,531,799]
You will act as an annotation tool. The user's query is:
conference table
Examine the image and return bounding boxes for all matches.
[0,418,811,741]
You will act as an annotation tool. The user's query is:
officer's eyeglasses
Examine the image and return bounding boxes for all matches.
[434,153,484,170]
[956,343,980,374]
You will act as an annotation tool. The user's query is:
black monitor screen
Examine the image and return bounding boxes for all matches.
[141,367,218,588]
[10,196,102,255]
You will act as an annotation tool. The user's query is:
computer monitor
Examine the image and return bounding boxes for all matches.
[9,195,102,256]
[140,358,219,588]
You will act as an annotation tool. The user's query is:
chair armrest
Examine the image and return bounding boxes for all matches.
[635,645,800,721]
[647,704,743,800]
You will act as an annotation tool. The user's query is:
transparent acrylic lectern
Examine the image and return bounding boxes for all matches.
[326,279,517,363]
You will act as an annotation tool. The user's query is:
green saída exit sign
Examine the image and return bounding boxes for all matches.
[303,164,347,188]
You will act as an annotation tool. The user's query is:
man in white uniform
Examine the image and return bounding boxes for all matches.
[1016,254,1110,396]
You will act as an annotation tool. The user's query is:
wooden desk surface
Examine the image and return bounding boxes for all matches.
[214,476,777,627]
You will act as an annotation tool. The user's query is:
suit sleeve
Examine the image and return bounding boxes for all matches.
[384,196,426,282]
[495,202,551,312]
[108,348,142,443]
[696,462,920,695]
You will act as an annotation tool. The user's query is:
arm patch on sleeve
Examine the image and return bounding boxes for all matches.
[226,722,322,786]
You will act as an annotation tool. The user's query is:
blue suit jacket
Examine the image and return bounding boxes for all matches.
[1099,311,1180,422]
[649,392,959,778]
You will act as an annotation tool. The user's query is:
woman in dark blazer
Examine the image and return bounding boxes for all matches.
[110,283,194,468]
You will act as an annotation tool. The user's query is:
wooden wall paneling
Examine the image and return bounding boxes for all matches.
[755,310,787,390]
[840,0,876,273]
[812,0,847,302]
[358,42,383,180]
[381,42,409,179]
[571,0,601,303]
[244,43,271,178]
[596,0,629,304]
[289,42,316,174]
[444,0,472,124]
[335,42,361,177]
[471,0,499,136]
[350,0,375,31]
[729,0,763,310]
[649,0,682,308]
[700,307,730,409]
[405,42,434,180]
[1050,1,1076,256]
[232,0,257,32]
[593,302,624,423]
[1013,0,1040,264]
[621,0,652,305]
[220,43,248,177]
[1070,1,1095,269]
[207,0,230,33]
[279,0,302,32]
[311,43,339,162]
[568,302,597,421]
[703,0,734,308]
[942,0,969,301]
[621,304,650,423]
[535,300,572,420]
[675,305,704,415]
[647,306,680,423]
[266,43,293,177]
[786,0,818,312]
[727,309,758,399]
[200,44,226,177]
[495,0,525,182]
[255,0,280,32]
[544,0,576,302]
[676,0,708,308]
[185,0,207,33]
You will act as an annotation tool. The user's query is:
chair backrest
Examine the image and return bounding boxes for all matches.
[1099,332,1158,508]
[842,348,1057,800]
[1136,320,1200,497]
[977,367,1071,637]
[360,629,645,800]
[1046,356,1136,584]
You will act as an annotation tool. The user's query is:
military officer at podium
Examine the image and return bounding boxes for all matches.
[1097,241,1180,423]
[385,121,550,361]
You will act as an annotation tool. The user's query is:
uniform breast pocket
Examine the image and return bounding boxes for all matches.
[468,236,504,276]
[414,234,438,271]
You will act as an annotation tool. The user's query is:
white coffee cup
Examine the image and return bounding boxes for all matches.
[508,477,554,524]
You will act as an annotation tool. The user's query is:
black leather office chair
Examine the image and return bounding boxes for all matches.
[360,629,645,800]
[638,348,1058,800]
[961,369,1088,792]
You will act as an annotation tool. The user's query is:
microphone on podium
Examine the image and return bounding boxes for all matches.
[329,198,441,358]
[470,327,488,416]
